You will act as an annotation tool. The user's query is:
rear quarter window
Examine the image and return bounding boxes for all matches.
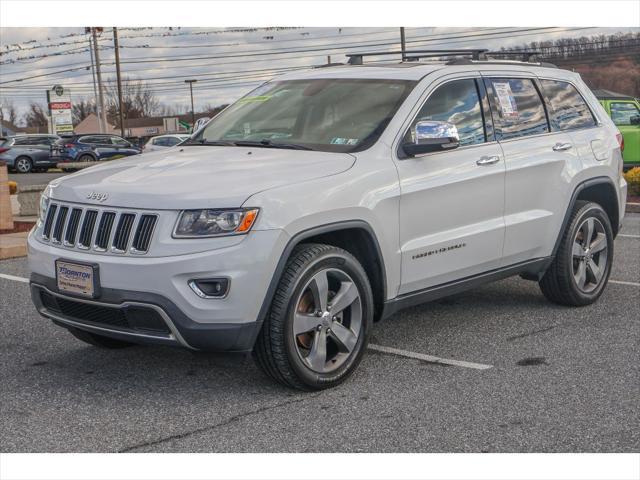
[540,79,596,131]
[485,78,549,141]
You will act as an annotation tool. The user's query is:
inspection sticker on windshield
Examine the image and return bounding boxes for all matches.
[493,82,519,119]
[331,137,359,145]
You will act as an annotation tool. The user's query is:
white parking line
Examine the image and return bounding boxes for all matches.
[0,273,29,284]
[609,279,640,287]
[618,234,640,239]
[368,343,493,370]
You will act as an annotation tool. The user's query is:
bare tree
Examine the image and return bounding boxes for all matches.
[72,98,96,124]
[23,102,49,128]
[0,98,19,126]
[104,77,160,126]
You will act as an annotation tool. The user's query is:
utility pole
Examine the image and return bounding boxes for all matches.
[91,27,108,133]
[112,27,125,138]
[87,31,103,133]
[185,79,197,131]
[400,27,407,61]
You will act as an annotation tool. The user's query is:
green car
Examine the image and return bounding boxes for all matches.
[595,89,640,170]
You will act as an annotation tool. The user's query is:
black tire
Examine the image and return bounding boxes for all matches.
[77,154,95,162]
[253,243,374,390]
[14,156,33,173]
[539,201,613,306]
[67,326,135,349]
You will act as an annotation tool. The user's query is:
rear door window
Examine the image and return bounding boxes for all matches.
[485,78,549,141]
[610,102,640,126]
[540,79,596,131]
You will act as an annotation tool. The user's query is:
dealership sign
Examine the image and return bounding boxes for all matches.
[47,85,73,134]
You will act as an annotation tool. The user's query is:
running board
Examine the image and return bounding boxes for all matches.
[381,257,552,320]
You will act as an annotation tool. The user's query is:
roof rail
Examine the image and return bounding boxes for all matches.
[346,49,489,65]
[446,58,558,68]
[486,50,542,62]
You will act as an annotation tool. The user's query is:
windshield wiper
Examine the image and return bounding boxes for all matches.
[181,139,235,146]
[233,139,313,151]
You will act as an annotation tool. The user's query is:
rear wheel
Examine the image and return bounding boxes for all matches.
[67,327,135,349]
[15,156,33,173]
[77,154,95,162]
[254,244,373,390]
[539,201,613,306]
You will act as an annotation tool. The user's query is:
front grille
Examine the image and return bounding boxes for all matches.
[40,290,170,335]
[78,210,98,248]
[64,209,82,245]
[40,203,158,255]
[131,215,157,253]
[95,212,116,250]
[43,204,57,239]
[51,206,68,243]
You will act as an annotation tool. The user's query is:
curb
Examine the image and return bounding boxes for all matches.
[626,202,640,214]
[0,231,28,260]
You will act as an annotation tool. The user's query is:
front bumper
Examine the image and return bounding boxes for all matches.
[30,277,259,351]
[28,228,290,351]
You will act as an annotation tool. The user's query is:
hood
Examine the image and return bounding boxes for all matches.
[48,146,356,209]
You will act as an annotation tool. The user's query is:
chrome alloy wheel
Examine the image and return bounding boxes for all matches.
[293,268,362,373]
[572,217,608,293]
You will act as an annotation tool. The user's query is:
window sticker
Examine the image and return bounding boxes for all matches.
[330,137,359,145]
[237,95,272,104]
[493,82,519,119]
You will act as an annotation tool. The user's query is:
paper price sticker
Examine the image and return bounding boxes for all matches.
[494,82,519,119]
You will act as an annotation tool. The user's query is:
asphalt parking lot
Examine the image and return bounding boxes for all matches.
[8,171,68,188]
[1,214,638,453]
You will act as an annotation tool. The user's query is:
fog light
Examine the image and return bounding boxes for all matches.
[188,278,230,298]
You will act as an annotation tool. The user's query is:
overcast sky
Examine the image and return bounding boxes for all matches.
[1,26,638,121]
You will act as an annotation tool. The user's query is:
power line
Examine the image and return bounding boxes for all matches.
[1,26,577,86]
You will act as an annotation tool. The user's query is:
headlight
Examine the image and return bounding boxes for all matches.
[173,208,259,238]
[38,193,50,224]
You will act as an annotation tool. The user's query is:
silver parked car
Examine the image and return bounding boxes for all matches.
[0,134,60,173]
[143,134,190,152]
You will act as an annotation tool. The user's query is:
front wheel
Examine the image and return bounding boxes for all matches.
[539,201,613,306]
[254,244,374,390]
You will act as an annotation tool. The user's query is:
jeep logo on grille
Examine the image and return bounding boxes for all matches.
[86,192,109,202]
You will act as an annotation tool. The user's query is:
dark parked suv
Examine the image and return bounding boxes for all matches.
[51,134,141,163]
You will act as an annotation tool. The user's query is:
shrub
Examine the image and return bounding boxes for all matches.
[624,167,640,196]
[8,180,17,195]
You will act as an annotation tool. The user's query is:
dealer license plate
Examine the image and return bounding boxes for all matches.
[55,260,97,298]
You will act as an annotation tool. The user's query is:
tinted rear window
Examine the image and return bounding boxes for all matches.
[540,79,596,131]
[486,78,549,141]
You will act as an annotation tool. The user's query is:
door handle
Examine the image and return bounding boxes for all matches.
[552,142,573,151]
[476,155,500,166]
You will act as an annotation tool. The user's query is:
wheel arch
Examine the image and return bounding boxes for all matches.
[76,151,97,161]
[256,221,388,332]
[553,176,620,257]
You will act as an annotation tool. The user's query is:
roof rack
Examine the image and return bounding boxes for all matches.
[486,50,543,62]
[346,49,489,65]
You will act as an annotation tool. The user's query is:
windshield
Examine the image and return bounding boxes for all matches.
[191,78,416,153]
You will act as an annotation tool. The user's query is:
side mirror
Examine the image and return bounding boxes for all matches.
[402,120,460,157]
[630,115,640,125]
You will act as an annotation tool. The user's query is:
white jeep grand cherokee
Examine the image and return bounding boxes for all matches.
[28,52,627,390]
